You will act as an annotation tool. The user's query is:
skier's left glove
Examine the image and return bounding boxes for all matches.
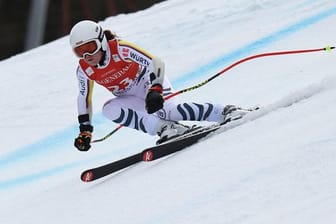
[145,84,164,114]
[74,124,93,151]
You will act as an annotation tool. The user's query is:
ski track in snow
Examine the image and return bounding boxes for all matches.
[209,75,336,137]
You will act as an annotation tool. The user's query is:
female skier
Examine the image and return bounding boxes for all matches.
[70,20,249,151]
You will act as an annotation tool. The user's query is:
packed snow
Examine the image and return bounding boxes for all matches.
[1,0,336,223]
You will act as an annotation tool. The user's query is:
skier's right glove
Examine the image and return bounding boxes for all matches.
[74,124,93,151]
[74,132,92,151]
[145,84,164,114]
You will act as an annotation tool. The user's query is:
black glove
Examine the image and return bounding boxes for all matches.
[74,131,92,151]
[146,84,164,114]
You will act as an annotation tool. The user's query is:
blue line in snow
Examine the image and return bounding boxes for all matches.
[0,118,107,169]
[0,126,77,169]
[0,163,75,190]
[172,6,336,89]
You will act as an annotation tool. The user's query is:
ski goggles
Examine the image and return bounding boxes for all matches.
[73,39,101,58]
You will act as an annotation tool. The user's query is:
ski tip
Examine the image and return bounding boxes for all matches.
[142,150,154,162]
[81,171,94,182]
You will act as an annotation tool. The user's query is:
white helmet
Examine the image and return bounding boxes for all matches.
[69,20,108,51]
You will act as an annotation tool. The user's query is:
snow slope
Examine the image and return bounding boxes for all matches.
[1,0,336,223]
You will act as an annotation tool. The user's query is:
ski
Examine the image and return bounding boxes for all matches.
[141,124,221,162]
[81,107,259,182]
[80,125,219,182]
[81,153,142,182]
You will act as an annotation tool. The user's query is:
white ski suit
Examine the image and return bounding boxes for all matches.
[76,39,224,135]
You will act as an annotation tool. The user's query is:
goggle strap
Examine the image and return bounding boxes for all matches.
[97,26,104,42]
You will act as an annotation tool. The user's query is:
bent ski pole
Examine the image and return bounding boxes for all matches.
[92,45,335,143]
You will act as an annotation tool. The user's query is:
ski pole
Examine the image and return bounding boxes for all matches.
[165,46,335,100]
[91,124,123,143]
[91,45,335,143]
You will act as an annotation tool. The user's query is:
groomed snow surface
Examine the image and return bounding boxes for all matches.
[1,0,336,223]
